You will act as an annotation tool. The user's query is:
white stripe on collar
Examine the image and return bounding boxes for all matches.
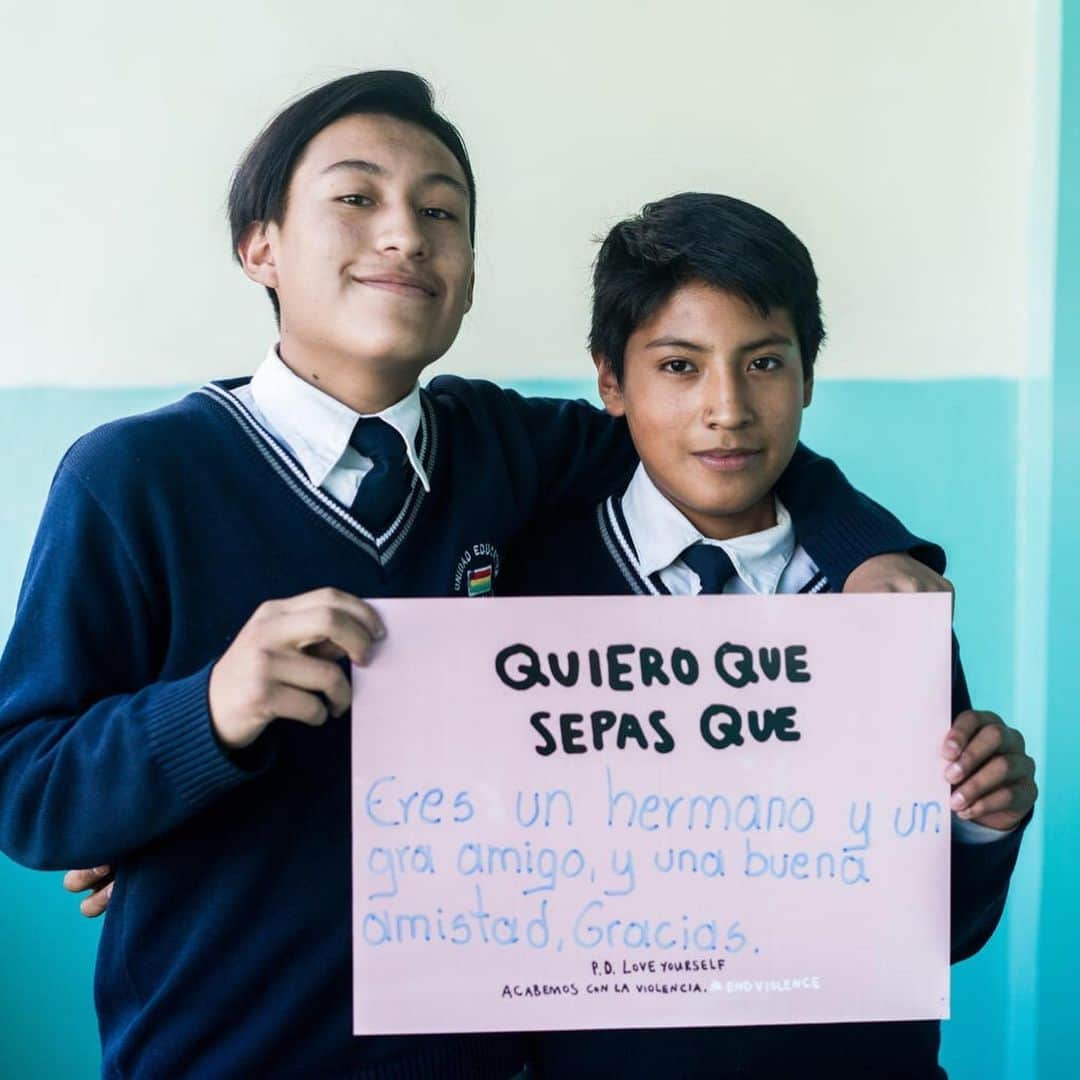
[620,462,795,595]
[233,345,430,503]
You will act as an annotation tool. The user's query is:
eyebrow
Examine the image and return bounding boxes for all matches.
[322,159,469,198]
[643,336,708,352]
[737,333,796,353]
[643,333,795,352]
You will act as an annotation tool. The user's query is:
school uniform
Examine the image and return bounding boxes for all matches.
[0,350,948,1078]
[506,464,1025,1080]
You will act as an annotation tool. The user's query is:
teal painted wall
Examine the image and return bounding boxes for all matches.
[1040,1,1080,1076]
[0,378,1028,1078]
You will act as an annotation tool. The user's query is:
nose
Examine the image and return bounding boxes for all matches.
[703,367,754,429]
[374,201,426,259]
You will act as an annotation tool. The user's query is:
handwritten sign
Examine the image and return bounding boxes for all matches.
[351,594,952,1035]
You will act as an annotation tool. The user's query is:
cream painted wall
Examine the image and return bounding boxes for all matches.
[0,0,1042,386]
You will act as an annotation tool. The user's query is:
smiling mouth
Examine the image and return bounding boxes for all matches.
[692,449,763,472]
[353,277,437,299]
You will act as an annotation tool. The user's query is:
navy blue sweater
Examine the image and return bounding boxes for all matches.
[0,378,944,1078]
[502,498,1025,1080]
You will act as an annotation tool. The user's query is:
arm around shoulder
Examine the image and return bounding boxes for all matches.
[777,443,946,587]
[432,377,638,516]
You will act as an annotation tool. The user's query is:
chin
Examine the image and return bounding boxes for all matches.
[685,488,775,529]
[693,486,761,514]
[333,331,422,365]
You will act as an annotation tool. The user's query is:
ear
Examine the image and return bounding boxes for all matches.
[594,354,626,417]
[237,221,279,289]
[463,268,475,314]
[802,371,814,408]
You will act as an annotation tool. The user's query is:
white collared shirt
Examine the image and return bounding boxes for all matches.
[231,345,430,507]
[620,462,813,596]
[619,463,1005,844]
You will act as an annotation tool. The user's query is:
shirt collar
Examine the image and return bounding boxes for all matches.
[620,462,795,594]
[249,345,430,492]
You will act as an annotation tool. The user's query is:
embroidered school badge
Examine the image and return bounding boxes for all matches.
[452,542,501,596]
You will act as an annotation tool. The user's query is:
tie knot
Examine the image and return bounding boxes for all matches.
[347,418,412,533]
[680,541,736,595]
[349,417,406,465]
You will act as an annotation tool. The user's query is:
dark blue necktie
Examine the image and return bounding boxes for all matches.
[348,418,411,533]
[680,541,737,595]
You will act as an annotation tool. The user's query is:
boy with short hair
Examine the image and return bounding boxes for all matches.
[507,192,1036,1078]
[2,74,963,1077]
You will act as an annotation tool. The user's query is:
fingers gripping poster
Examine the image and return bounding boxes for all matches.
[351,594,952,1035]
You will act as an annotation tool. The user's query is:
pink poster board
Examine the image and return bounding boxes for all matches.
[351,593,952,1035]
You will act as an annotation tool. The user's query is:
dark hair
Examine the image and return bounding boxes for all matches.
[228,70,476,321]
[590,192,824,381]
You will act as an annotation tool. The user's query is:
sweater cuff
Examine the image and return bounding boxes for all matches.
[805,507,946,587]
[952,813,1018,844]
[145,663,268,811]
[953,807,1028,869]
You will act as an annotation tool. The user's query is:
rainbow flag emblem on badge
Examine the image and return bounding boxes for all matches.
[467,564,494,597]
